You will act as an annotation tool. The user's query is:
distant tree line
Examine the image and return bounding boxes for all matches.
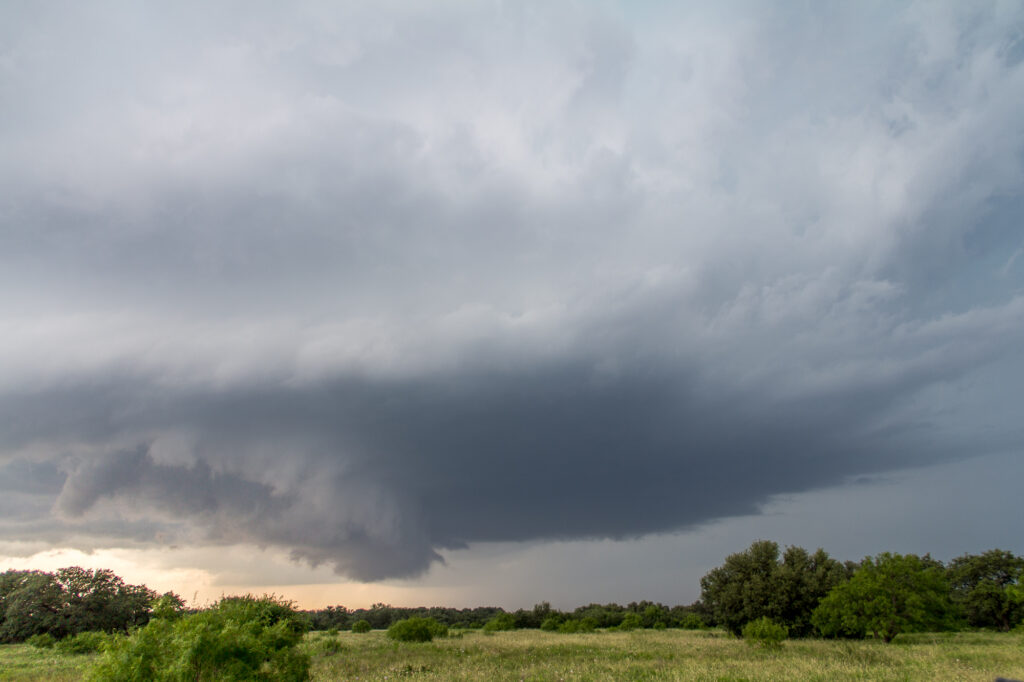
[304,599,709,633]
[2,543,1021,646]
[304,543,1023,643]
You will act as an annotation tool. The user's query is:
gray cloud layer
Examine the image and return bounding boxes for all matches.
[2,1,1023,580]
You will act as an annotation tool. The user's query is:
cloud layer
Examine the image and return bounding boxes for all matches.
[2,1,1023,580]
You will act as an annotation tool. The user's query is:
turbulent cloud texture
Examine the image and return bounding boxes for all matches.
[2,1,1023,580]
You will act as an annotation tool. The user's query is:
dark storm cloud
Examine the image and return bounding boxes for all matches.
[2,1,1024,579]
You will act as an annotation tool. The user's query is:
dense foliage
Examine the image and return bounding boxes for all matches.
[812,552,956,642]
[699,540,850,636]
[386,617,448,642]
[88,594,311,681]
[0,567,159,642]
[947,549,1024,631]
[741,616,788,648]
[304,599,704,631]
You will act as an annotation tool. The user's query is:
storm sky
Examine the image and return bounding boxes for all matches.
[2,1,1024,607]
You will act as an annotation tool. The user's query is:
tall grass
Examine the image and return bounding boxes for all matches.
[308,628,1024,681]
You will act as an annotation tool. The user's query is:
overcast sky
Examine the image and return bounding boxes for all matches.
[2,0,1023,609]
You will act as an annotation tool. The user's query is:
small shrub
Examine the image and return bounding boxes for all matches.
[653,621,667,630]
[57,631,113,655]
[482,613,516,632]
[540,617,561,631]
[26,632,55,649]
[742,617,788,649]
[311,636,344,656]
[679,613,706,630]
[325,626,339,637]
[617,614,641,631]
[351,619,372,633]
[387,617,446,643]
[558,618,597,634]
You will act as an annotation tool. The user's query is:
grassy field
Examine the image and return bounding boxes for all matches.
[307,629,1024,681]
[2,629,1023,681]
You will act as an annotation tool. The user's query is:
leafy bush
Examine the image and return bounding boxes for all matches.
[742,617,788,648]
[57,631,114,655]
[540,617,560,631]
[557,618,597,634]
[150,592,186,621]
[26,632,55,648]
[679,613,707,630]
[307,633,343,656]
[86,595,311,681]
[386,617,447,643]
[482,613,516,632]
[351,619,372,633]
[616,613,641,631]
[325,626,339,637]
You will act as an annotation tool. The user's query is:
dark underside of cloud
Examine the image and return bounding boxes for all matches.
[1,352,976,580]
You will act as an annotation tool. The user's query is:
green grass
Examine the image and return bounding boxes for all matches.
[2,629,1022,681]
[0,644,93,682]
[305,629,1024,682]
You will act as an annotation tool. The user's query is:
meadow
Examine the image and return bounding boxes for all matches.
[4,628,1022,681]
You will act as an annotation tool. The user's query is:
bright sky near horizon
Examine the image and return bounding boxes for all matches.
[2,1,1024,610]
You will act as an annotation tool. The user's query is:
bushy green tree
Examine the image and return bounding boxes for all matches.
[947,549,1024,631]
[700,541,847,636]
[87,594,310,681]
[677,613,706,630]
[150,592,187,622]
[540,616,561,631]
[640,604,669,629]
[386,617,446,642]
[774,546,851,636]
[616,613,641,631]
[0,570,66,641]
[557,617,597,633]
[812,552,955,643]
[482,612,516,632]
[1,567,156,642]
[351,619,371,633]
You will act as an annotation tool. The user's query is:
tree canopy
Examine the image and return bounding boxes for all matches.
[812,552,956,643]
[700,540,848,636]
[947,549,1024,631]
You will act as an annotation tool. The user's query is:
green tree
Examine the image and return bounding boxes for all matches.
[774,546,851,636]
[700,540,847,636]
[947,549,1024,631]
[812,552,955,643]
[482,612,516,632]
[386,617,446,642]
[0,570,65,642]
[56,566,156,635]
[151,592,187,621]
